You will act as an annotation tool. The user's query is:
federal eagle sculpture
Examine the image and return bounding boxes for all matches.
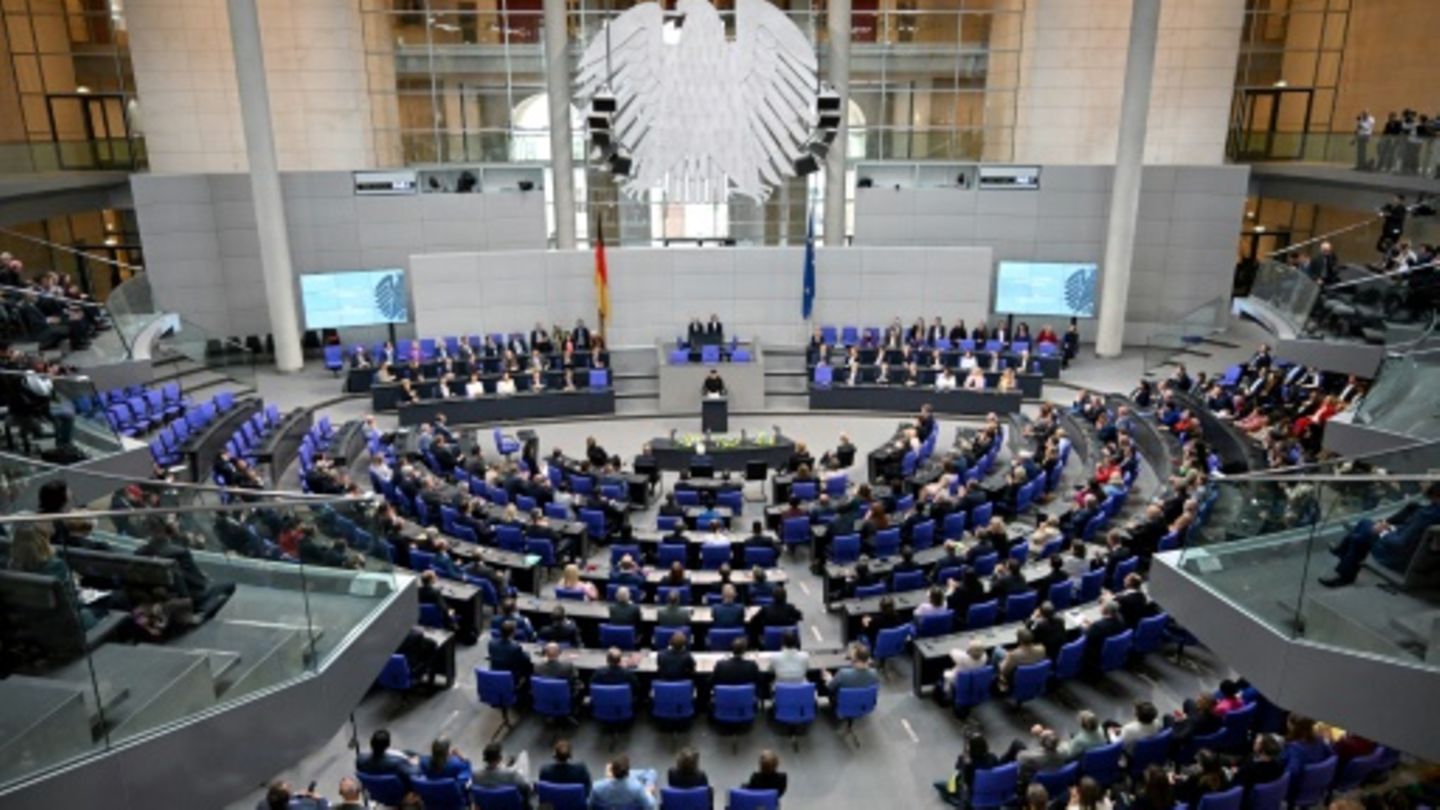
[577,0,821,203]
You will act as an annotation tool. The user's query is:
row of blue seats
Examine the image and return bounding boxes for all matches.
[79,382,188,438]
[666,343,752,364]
[216,403,285,476]
[323,333,606,370]
[295,416,339,489]
[817,324,1059,352]
[148,391,242,467]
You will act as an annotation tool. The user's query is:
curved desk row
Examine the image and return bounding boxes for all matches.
[1171,391,1265,473]
[395,389,615,427]
[252,408,312,483]
[517,643,850,682]
[373,373,609,412]
[347,351,611,394]
[181,398,260,481]
[808,385,1024,416]
[649,436,796,473]
[812,370,1043,399]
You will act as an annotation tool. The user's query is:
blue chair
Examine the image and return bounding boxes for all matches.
[323,344,345,374]
[493,428,520,457]
[1099,629,1134,674]
[942,511,967,539]
[653,626,692,648]
[812,364,833,388]
[871,625,912,670]
[782,516,811,549]
[1219,702,1257,752]
[580,509,606,541]
[531,677,574,723]
[470,784,525,810]
[1197,786,1244,810]
[1010,660,1051,706]
[971,502,993,526]
[412,775,468,810]
[374,654,413,692]
[972,552,999,577]
[1048,580,1074,610]
[911,519,936,550]
[726,788,779,810]
[590,684,634,739]
[1054,637,1085,682]
[872,527,900,558]
[953,667,995,717]
[1133,612,1169,657]
[965,600,998,630]
[708,626,745,651]
[835,684,879,740]
[657,544,688,568]
[970,763,1019,810]
[772,681,817,747]
[1248,774,1291,810]
[589,368,609,387]
[792,481,818,501]
[712,684,757,736]
[535,781,588,810]
[743,546,778,568]
[660,786,712,810]
[475,668,519,732]
[1002,590,1037,623]
[915,609,955,638]
[761,625,796,651]
[1079,742,1123,787]
[830,533,861,564]
[892,570,926,592]
[599,624,637,651]
[1333,745,1385,792]
[1032,762,1079,800]
[701,543,733,570]
[355,773,407,806]
[1079,570,1104,603]
[555,586,586,601]
[1111,555,1140,589]
[1129,728,1173,776]
[1291,755,1338,808]
[656,585,692,605]
[651,680,696,729]
[854,582,887,599]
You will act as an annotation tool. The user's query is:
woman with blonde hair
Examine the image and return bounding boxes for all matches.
[9,521,96,628]
[560,563,599,601]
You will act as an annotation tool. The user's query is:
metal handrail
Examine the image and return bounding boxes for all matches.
[1325,258,1440,291]
[0,495,375,525]
[1266,214,1381,260]
[1223,439,1440,481]
[0,282,109,310]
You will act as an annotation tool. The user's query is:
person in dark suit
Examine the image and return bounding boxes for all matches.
[657,589,694,629]
[744,520,780,556]
[607,587,642,627]
[668,747,710,793]
[706,313,724,339]
[712,637,761,686]
[538,739,593,797]
[989,560,1031,604]
[687,317,706,346]
[136,525,236,619]
[1027,556,1069,597]
[530,322,553,354]
[572,318,592,349]
[712,584,745,628]
[1082,601,1126,674]
[1114,573,1152,628]
[355,729,417,780]
[1026,601,1069,660]
[534,642,580,697]
[748,585,802,638]
[537,605,582,647]
[487,620,533,680]
[744,750,788,797]
[590,646,640,692]
[656,631,697,681]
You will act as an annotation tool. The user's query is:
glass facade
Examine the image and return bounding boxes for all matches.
[1229,0,1349,162]
[0,0,141,171]
[358,0,1023,244]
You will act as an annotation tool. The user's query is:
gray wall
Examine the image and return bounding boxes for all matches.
[854,165,1250,343]
[131,171,547,338]
[410,246,995,348]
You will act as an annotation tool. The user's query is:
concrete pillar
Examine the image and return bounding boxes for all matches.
[823,0,851,246]
[227,0,303,372]
[544,0,577,249]
[1095,0,1160,358]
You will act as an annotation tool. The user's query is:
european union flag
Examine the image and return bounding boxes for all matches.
[802,205,816,320]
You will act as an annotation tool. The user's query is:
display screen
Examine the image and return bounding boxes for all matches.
[299,270,409,329]
[994,261,1098,318]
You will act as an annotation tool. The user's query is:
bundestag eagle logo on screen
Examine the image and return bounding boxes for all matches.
[374,273,407,321]
[1066,266,1097,317]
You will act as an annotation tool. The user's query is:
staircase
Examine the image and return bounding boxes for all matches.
[763,346,809,410]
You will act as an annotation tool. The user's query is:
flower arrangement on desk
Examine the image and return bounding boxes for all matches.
[676,432,775,450]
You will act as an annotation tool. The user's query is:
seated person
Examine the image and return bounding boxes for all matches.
[538,739,592,796]
[1322,481,1440,586]
[823,643,881,699]
[356,729,417,780]
[419,736,473,782]
[591,755,657,809]
[472,742,531,801]
[963,366,987,390]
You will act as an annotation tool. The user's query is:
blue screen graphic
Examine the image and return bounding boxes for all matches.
[994,261,1098,318]
[300,270,409,329]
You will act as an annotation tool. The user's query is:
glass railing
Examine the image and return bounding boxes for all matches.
[107,273,258,393]
[0,368,125,464]
[0,484,401,790]
[1353,348,1440,441]
[1232,131,1440,179]
[1246,260,1323,333]
[1174,461,1440,670]
[1142,296,1228,375]
[0,139,146,174]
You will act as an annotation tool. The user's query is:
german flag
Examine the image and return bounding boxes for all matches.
[594,213,610,337]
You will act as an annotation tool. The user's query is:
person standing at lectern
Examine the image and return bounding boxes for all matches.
[702,369,727,397]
